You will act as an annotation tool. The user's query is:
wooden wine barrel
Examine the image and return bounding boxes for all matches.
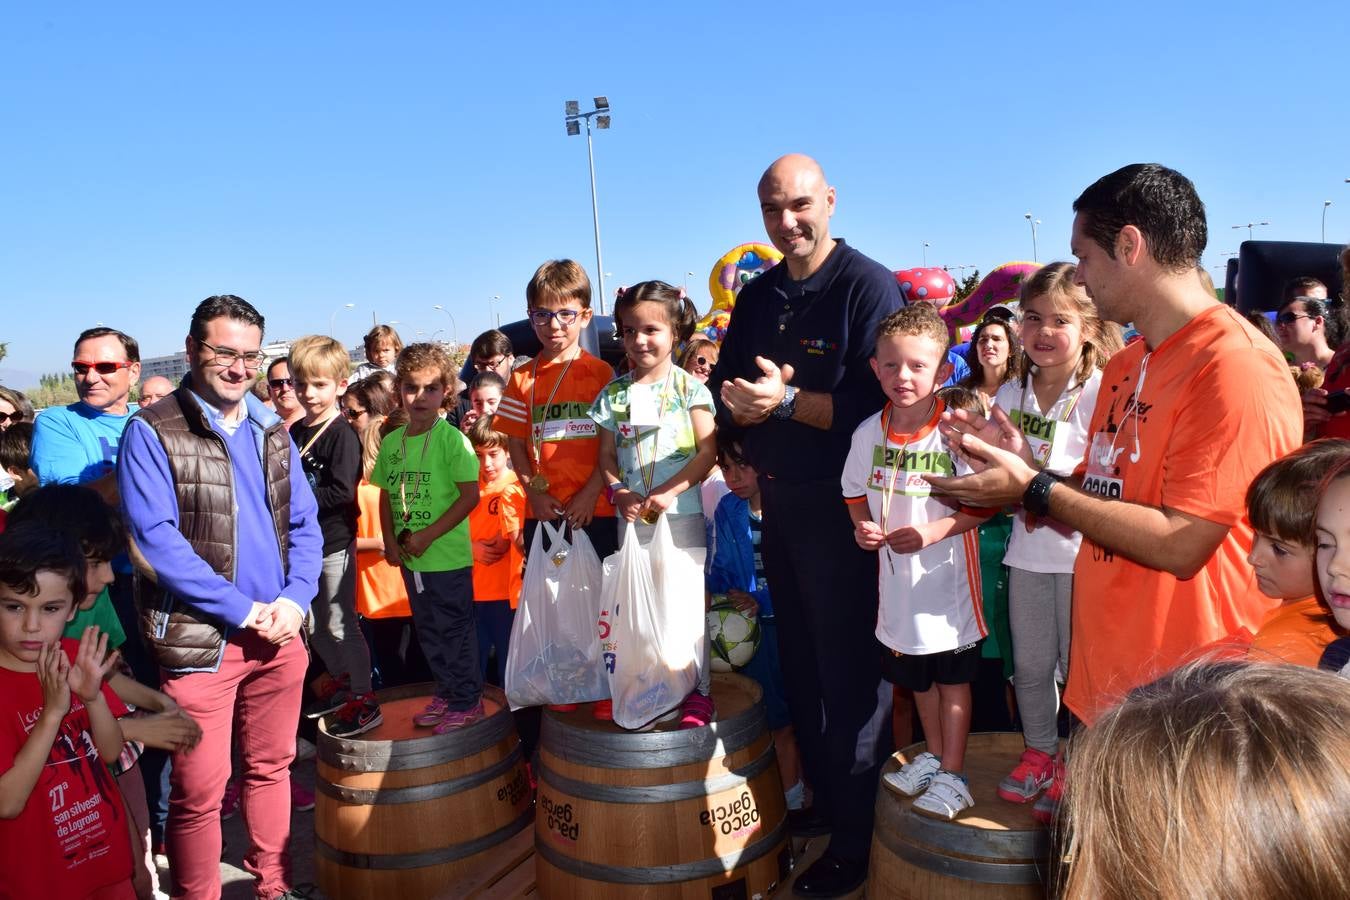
[534,673,793,898]
[314,683,533,900]
[868,732,1051,899]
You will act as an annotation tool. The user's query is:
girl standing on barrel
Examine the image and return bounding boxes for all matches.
[991,263,1120,823]
[590,281,718,728]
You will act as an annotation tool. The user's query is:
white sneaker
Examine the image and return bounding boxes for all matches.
[912,770,974,820]
[882,751,941,796]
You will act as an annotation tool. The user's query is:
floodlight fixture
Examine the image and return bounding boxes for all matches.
[562,95,615,313]
[566,100,579,116]
[594,96,609,110]
[596,115,610,129]
[566,120,580,136]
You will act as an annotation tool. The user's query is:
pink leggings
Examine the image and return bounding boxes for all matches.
[162,633,308,900]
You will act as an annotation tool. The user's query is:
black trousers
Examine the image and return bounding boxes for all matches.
[760,476,891,864]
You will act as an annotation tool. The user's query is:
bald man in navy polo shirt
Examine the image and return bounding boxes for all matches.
[709,154,901,897]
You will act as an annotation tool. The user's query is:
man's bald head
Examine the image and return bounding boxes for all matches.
[139,375,173,407]
[758,154,836,279]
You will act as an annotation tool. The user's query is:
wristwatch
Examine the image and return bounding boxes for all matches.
[1022,470,1064,517]
[772,385,798,420]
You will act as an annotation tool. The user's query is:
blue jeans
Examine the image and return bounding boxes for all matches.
[475,600,515,686]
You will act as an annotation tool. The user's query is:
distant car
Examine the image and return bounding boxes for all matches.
[460,315,625,385]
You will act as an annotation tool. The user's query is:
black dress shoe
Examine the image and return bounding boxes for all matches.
[792,854,867,897]
[788,805,831,837]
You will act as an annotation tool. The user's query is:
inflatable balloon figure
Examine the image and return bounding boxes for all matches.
[894,267,957,305]
[938,262,1039,331]
[694,242,783,344]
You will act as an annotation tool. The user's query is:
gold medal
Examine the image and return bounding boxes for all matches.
[640,509,661,525]
[529,473,550,493]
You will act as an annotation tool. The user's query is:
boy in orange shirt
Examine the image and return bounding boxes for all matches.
[496,259,617,559]
[467,416,525,685]
[1244,441,1347,667]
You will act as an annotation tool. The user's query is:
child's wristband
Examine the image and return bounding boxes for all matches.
[606,482,627,504]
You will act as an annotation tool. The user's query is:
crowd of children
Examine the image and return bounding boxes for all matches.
[3,247,1350,899]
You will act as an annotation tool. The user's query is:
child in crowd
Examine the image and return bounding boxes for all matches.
[498,260,618,558]
[466,416,525,686]
[0,421,36,513]
[991,263,1118,821]
[460,371,506,433]
[0,522,132,900]
[1057,662,1350,899]
[707,430,802,806]
[353,323,404,381]
[352,404,425,690]
[10,484,204,899]
[1311,447,1350,676]
[591,280,717,728]
[843,304,989,820]
[373,343,482,731]
[289,335,380,738]
[1244,441,1347,667]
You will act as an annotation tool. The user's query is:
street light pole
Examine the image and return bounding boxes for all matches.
[565,97,612,315]
[922,242,930,266]
[329,303,355,337]
[431,305,458,348]
[1024,213,1040,262]
[490,295,501,330]
[1324,201,1333,243]
[1232,221,1270,241]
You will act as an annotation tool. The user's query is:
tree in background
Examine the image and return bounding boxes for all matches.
[26,372,79,409]
[954,270,982,302]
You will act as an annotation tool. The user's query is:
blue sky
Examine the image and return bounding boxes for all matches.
[2,1,1347,386]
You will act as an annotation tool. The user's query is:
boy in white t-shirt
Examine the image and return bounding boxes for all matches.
[842,304,991,820]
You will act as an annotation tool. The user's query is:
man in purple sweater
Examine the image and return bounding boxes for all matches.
[118,295,322,900]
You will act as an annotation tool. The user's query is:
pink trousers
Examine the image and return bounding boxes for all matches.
[162,632,308,900]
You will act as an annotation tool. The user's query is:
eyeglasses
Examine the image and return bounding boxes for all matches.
[268,378,294,390]
[473,356,507,371]
[0,411,23,425]
[528,308,582,327]
[72,360,135,376]
[1276,312,1312,326]
[342,407,367,419]
[197,339,266,370]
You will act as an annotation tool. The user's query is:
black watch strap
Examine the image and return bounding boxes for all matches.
[1022,470,1064,517]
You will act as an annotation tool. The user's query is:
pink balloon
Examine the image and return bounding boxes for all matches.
[894,268,956,304]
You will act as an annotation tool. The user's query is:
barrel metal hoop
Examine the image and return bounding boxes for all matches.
[318,746,522,805]
[319,703,514,772]
[315,805,533,870]
[881,800,1050,860]
[537,745,775,804]
[874,820,1048,886]
[534,816,788,883]
[541,704,766,769]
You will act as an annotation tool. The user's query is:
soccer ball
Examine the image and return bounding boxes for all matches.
[707,596,761,672]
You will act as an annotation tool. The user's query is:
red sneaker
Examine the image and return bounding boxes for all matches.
[1032,754,1065,824]
[678,691,715,730]
[592,699,613,721]
[997,747,1056,804]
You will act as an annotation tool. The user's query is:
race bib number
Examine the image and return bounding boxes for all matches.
[867,445,954,496]
[1010,409,1055,466]
[1083,432,1127,499]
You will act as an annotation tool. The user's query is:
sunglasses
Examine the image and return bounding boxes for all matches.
[72,360,135,376]
[694,355,716,367]
[342,407,367,419]
[268,378,294,390]
[528,308,583,327]
[1276,312,1312,326]
[0,411,23,425]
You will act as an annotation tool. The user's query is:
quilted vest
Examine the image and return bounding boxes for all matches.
[129,384,293,671]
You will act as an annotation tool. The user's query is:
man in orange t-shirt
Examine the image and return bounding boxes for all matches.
[928,163,1302,817]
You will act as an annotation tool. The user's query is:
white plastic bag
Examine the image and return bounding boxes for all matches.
[504,521,609,710]
[603,518,704,729]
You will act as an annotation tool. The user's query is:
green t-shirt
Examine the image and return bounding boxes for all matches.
[371,419,479,573]
[63,587,127,648]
